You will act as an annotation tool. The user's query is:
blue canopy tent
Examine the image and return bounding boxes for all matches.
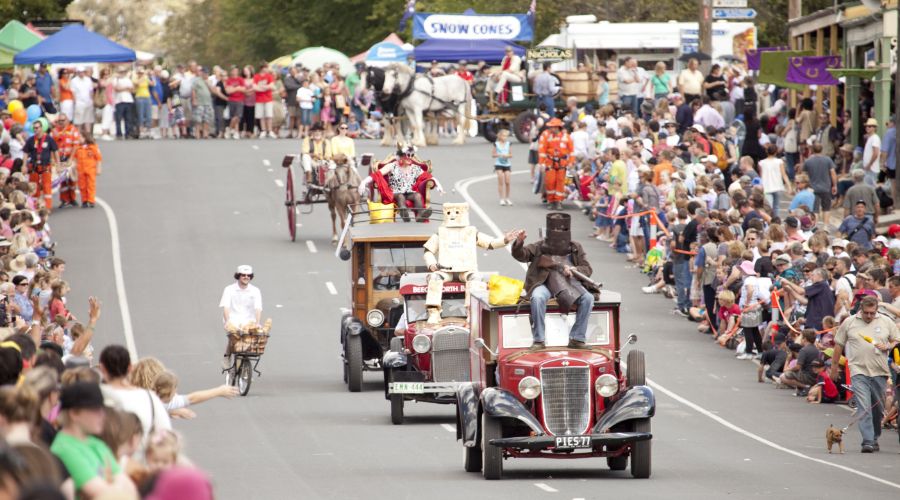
[14,24,135,64]
[366,42,410,67]
[413,39,524,64]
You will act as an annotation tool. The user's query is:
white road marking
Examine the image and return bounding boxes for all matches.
[275,304,283,308]
[96,198,138,360]
[325,282,338,295]
[233,211,240,215]
[455,171,530,271]
[262,159,271,166]
[460,172,900,492]
[306,241,318,253]
[440,424,455,433]
[534,483,557,493]
[275,179,284,188]
[707,373,720,380]
[267,168,273,173]
[251,145,259,150]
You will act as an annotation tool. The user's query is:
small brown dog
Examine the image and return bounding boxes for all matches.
[826,425,844,454]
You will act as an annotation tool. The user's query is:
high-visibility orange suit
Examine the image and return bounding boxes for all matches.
[51,123,81,206]
[538,119,574,206]
[73,143,102,205]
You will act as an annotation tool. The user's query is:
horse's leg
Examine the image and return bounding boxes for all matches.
[426,113,439,145]
[453,104,467,145]
[381,117,394,146]
[410,108,426,148]
[328,196,338,243]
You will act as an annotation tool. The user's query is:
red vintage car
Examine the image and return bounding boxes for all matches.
[456,289,654,479]
[383,273,472,425]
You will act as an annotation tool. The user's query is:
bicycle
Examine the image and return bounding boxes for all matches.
[222,327,270,396]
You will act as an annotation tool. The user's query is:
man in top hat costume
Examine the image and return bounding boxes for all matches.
[512,213,598,350]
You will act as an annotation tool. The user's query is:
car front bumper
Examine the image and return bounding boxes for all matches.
[488,431,651,450]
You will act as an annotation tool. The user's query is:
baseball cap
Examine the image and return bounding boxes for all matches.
[704,155,718,164]
[874,235,888,246]
[888,224,900,237]
[60,382,105,410]
[692,124,705,134]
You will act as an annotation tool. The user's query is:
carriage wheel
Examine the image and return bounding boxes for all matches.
[285,165,297,242]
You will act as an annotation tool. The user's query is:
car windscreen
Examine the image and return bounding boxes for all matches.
[405,294,467,322]
[500,311,611,349]
[371,244,428,290]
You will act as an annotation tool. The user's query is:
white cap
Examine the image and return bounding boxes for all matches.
[75,65,86,72]
[236,265,253,275]
[692,124,705,134]
[874,235,889,246]
[831,238,848,248]
[704,155,718,164]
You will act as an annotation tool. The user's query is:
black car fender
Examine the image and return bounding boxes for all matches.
[481,387,545,436]
[341,315,364,342]
[382,350,407,369]
[456,382,480,446]
[593,385,656,433]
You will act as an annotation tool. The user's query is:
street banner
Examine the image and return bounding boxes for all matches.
[758,50,814,90]
[413,13,534,41]
[785,55,842,86]
[745,46,788,70]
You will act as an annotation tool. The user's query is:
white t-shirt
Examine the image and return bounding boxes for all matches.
[863,133,882,172]
[759,157,786,194]
[571,129,591,158]
[617,66,641,97]
[114,77,134,104]
[678,69,704,96]
[297,87,314,109]
[70,76,95,105]
[219,283,262,326]
[164,394,191,412]
[103,386,172,440]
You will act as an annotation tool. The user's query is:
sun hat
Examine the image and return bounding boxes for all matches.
[60,382,105,410]
[831,238,848,249]
[865,118,878,127]
[774,254,792,265]
[8,254,28,272]
[739,261,756,275]
[704,155,718,164]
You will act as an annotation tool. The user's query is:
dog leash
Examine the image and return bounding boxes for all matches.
[842,399,883,432]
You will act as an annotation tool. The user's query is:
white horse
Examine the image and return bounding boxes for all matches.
[381,64,471,147]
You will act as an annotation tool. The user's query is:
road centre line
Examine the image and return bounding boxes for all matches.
[458,172,900,492]
[306,241,318,253]
[275,179,284,188]
[96,198,138,360]
[262,159,271,166]
[534,483,558,493]
[325,282,338,295]
[251,145,259,150]
[440,424,455,433]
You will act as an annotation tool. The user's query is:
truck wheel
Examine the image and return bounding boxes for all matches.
[390,394,404,425]
[346,335,363,393]
[481,413,503,480]
[626,350,646,388]
[630,418,651,479]
[512,111,536,143]
[606,455,627,470]
[463,408,482,472]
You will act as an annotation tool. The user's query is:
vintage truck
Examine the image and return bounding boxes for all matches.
[455,289,655,479]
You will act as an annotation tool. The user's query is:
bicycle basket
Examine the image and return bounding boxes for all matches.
[232,332,270,355]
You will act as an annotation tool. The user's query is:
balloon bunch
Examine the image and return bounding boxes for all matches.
[5,100,44,137]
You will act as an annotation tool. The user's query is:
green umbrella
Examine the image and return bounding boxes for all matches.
[291,46,353,75]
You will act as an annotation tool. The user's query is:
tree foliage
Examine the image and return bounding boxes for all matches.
[0,0,73,27]
[56,0,843,66]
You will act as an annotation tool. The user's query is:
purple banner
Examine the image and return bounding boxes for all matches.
[746,46,788,71]
[785,55,842,86]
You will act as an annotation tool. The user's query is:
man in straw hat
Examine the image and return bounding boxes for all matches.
[862,117,881,186]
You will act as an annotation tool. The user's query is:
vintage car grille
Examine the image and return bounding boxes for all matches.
[540,366,591,436]
[431,327,470,383]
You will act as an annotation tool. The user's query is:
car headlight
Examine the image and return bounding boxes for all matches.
[412,334,431,354]
[366,309,385,327]
[595,374,618,398]
[518,376,541,400]
[347,322,363,334]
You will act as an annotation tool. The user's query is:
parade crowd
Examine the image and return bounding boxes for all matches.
[523,56,900,453]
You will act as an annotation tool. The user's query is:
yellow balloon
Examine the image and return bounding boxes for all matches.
[7,100,23,113]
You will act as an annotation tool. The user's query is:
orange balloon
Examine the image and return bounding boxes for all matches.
[12,108,26,124]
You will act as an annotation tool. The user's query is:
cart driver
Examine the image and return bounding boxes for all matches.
[512,213,596,351]
[219,265,263,369]
[301,122,333,184]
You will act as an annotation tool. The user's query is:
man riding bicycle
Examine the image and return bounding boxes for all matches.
[219,265,262,369]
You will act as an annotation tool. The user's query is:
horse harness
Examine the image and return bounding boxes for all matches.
[390,69,465,116]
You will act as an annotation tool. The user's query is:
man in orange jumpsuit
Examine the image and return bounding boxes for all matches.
[51,114,82,208]
[22,120,59,211]
[73,135,102,208]
[538,118,574,210]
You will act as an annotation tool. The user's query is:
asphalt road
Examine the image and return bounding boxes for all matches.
[50,137,900,500]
